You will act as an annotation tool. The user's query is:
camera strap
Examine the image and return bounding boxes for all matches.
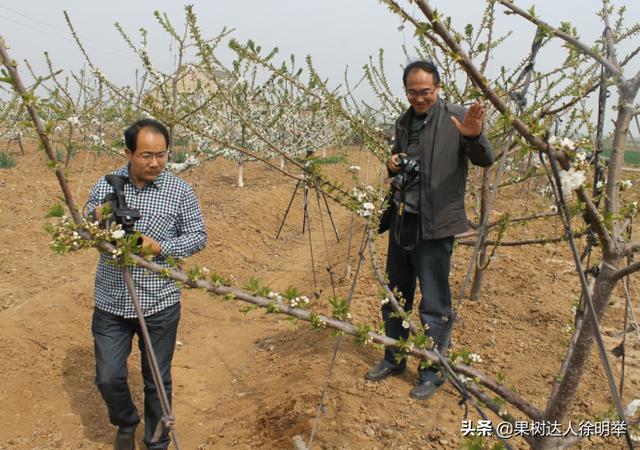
[393,190,421,251]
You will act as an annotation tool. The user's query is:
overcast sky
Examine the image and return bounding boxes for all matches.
[1,0,638,132]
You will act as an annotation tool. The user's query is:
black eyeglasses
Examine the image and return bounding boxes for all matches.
[406,89,437,99]
[134,152,167,163]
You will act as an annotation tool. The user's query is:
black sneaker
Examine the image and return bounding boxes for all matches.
[364,363,406,381]
[115,430,137,450]
[409,380,442,400]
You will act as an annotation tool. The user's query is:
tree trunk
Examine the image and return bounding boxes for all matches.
[238,124,246,188]
[168,124,175,162]
[237,161,244,188]
[469,235,488,302]
[17,136,25,156]
[469,165,492,301]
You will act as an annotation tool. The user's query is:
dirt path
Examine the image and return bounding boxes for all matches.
[1,146,638,449]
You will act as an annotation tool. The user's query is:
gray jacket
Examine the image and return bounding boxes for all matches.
[390,99,494,240]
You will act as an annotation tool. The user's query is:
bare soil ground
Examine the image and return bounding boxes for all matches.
[0,143,638,450]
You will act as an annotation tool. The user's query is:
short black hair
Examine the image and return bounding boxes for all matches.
[402,60,440,88]
[124,119,169,152]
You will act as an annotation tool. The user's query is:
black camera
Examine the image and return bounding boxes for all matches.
[90,175,142,243]
[390,155,420,191]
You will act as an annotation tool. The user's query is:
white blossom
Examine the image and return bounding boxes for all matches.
[621,180,633,190]
[561,137,575,150]
[350,165,361,171]
[381,298,389,305]
[626,399,640,418]
[111,229,125,239]
[402,320,410,329]
[559,168,586,193]
[469,353,482,364]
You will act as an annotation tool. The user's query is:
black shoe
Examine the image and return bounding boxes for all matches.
[364,363,406,381]
[115,430,136,450]
[409,380,442,400]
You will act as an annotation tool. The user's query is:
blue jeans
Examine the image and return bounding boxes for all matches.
[92,303,180,449]
[383,211,454,383]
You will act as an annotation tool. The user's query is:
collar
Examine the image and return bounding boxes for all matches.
[400,97,442,131]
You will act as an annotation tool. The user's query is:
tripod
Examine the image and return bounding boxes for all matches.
[275,152,340,299]
[275,154,339,242]
[121,262,181,449]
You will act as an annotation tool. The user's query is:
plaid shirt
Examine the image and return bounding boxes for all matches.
[87,165,207,318]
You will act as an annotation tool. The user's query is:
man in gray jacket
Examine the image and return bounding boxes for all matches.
[365,60,494,400]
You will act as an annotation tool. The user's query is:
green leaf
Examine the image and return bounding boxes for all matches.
[45,203,65,218]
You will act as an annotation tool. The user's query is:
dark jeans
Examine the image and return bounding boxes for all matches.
[92,302,180,449]
[383,211,454,383]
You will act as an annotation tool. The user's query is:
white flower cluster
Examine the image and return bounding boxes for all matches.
[381,297,389,305]
[621,180,633,191]
[469,353,482,364]
[90,134,106,147]
[166,155,201,174]
[566,324,574,333]
[549,136,575,150]
[67,116,80,126]
[350,165,361,171]
[138,45,166,84]
[625,399,640,418]
[353,188,367,201]
[111,229,125,240]
[356,202,375,217]
[268,291,309,308]
[559,168,586,193]
[91,67,108,83]
[574,152,587,164]
[596,180,606,190]
[540,184,554,199]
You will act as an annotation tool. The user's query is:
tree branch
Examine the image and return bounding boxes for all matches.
[497,1,623,81]
[457,230,586,247]
[0,41,83,226]
[367,228,419,336]
[611,259,640,282]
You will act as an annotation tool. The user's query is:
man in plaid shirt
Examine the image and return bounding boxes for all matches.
[87,119,206,450]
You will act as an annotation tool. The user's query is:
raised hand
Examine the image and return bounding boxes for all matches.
[451,101,486,138]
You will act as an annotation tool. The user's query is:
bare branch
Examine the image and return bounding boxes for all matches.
[457,229,586,247]
[574,185,616,257]
[620,44,640,68]
[456,365,544,421]
[612,259,640,282]
[497,1,623,81]
[367,229,419,336]
[382,0,448,54]
[463,211,559,234]
[601,5,620,70]
[0,41,83,226]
